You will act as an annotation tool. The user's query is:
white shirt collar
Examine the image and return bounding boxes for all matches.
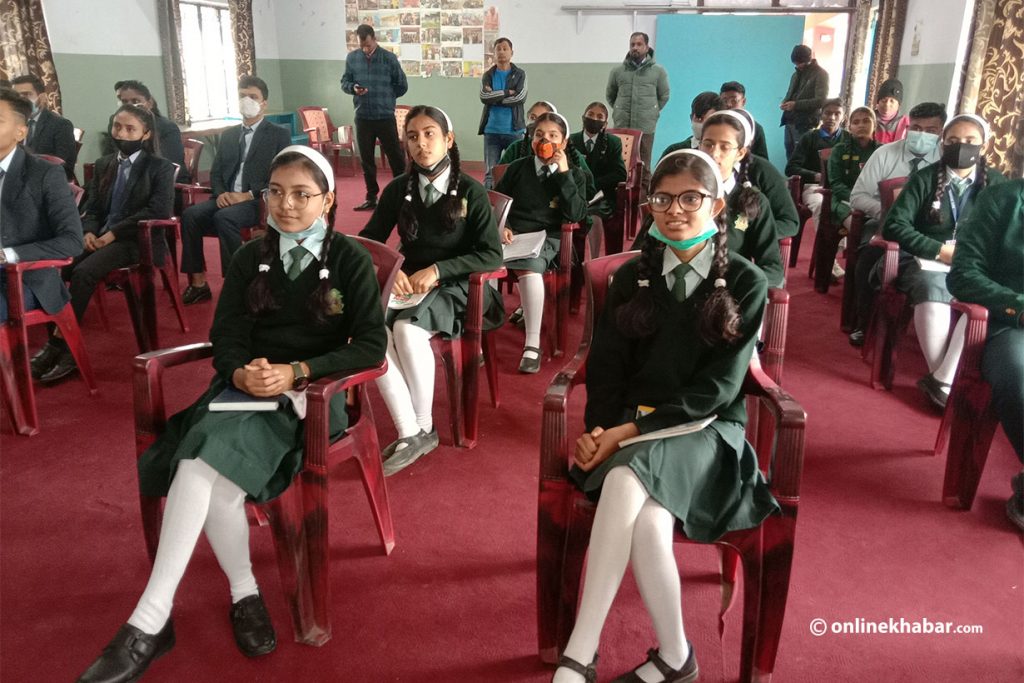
[277,225,327,262]
[584,132,598,144]
[722,173,737,196]
[117,150,143,165]
[533,156,558,175]
[661,235,716,281]
[946,166,977,184]
[418,165,452,199]
[241,117,264,132]
[0,146,17,173]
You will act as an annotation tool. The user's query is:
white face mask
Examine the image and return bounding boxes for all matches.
[691,121,703,141]
[239,96,262,119]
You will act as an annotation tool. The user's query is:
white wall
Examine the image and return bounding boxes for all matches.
[44,0,161,56]
[898,0,972,66]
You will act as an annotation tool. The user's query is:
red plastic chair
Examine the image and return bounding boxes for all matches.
[535,252,807,681]
[181,138,204,184]
[862,177,909,390]
[492,164,580,359]
[933,302,999,508]
[0,260,98,436]
[377,105,411,170]
[134,235,403,646]
[603,128,643,253]
[298,106,357,177]
[429,191,509,448]
[810,148,838,291]
[786,175,811,272]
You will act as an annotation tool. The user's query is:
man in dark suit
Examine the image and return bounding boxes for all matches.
[0,88,83,323]
[179,76,290,304]
[11,75,78,180]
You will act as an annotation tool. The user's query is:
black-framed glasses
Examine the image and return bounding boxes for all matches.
[648,191,712,213]
[262,188,325,209]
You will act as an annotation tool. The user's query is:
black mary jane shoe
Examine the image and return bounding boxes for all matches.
[77,620,175,683]
[611,644,698,683]
[553,654,598,683]
[230,593,277,657]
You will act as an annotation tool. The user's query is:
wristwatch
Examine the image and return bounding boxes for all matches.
[290,361,309,391]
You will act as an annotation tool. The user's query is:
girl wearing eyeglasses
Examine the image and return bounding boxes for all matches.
[698,111,784,287]
[553,149,777,683]
[77,146,387,682]
[359,105,503,474]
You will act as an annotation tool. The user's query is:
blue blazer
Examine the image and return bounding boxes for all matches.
[1,147,84,313]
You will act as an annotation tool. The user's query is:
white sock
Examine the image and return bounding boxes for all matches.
[802,184,823,220]
[128,458,219,634]
[933,314,967,386]
[518,272,544,355]
[630,499,688,682]
[375,327,421,439]
[203,473,259,604]
[914,302,953,375]
[554,467,651,683]
[393,320,436,434]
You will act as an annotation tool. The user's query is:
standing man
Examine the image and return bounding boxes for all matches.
[478,37,527,189]
[11,75,78,180]
[779,44,829,160]
[606,32,670,191]
[341,24,409,211]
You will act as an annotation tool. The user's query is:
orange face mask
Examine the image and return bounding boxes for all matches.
[533,138,558,161]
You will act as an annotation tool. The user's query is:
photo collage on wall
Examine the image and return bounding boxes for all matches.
[345,0,502,78]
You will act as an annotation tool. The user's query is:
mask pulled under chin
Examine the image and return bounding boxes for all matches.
[267,213,329,243]
[239,97,262,119]
[941,142,982,170]
[412,154,451,178]
[649,223,718,251]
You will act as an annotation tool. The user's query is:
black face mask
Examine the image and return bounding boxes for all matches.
[941,142,982,170]
[412,154,451,179]
[582,117,605,135]
[113,138,145,156]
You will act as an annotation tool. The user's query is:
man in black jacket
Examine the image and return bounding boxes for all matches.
[0,89,83,325]
[478,37,527,188]
[11,74,78,180]
[179,76,290,304]
[779,44,829,160]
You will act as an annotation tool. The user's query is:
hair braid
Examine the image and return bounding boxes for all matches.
[930,161,947,224]
[305,226,336,325]
[438,141,463,231]
[736,155,761,220]
[614,237,666,338]
[697,217,742,345]
[398,159,421,242]
[246,227,282,316]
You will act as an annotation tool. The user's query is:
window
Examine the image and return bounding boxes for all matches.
[180,0,238,122]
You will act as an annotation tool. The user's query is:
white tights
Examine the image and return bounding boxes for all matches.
[553,467,688,683]
[913,302,967,385]
[517,272,545,356]
[375,321,437,439]
[128,458,258,634]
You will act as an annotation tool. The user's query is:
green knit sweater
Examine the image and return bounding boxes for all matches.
[826,137,880,224]
[499,139,597,200]
[210,234,387,382]
[494,156,589,235]
[359,172,502,278]
[726,185,784,288]
[785,128,846,183]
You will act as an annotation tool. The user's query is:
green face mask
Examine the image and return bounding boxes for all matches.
[649,224,718,250]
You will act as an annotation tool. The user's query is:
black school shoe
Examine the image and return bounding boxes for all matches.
[353,198,378,211]
[611,645,698,683]
[916,373,950,410]
[39,348,78,384]
[382,429,440,476]
[553,654,598,683]
[76,620,175,682]
[230,593,277,657]
[848,328,865,347]
[182,283,212,305]
[30,339,65,379]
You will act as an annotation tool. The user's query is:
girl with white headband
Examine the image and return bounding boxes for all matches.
[360,105,503,474]
[495,110,589,373]
[696,110,785,288]
[77,146,388,682]
[499,100,558,164]
[553,149,777,683]
[880,112,1007,410]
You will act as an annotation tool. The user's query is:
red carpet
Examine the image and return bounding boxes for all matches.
[2,171,1022,682]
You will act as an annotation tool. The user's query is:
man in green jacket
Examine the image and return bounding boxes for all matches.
[606,32,670,191]
[780,44,829,160]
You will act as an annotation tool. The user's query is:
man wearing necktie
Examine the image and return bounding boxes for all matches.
[10,74,79,180]
[178,76,291,305]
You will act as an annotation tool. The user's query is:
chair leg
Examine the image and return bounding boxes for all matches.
[554,497,595,662]
[93,282,112,330]
[536,479,576,663]
[460,332,482,449]
[0,329,38,436]
[556,271,571,358]
[942,389,998,509]
[432,337,466,448]
[160,263,190,333]
[604,213,624,256]
[349,399,396,555]
[52,307,98,395]
[123,273,158,353]
[139,494,163,564]
[482,331,500,409]
[542,272,557,361]
[741,512,796,683]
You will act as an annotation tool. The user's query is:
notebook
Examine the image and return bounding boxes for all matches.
[618,416,717,448]
[502,231,547,262]
[208,386,283,412]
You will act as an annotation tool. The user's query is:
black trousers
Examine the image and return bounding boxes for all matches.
[179,197,260,276]
[356,116,405,199]
[852,218,883,330]
[64,236,168,321]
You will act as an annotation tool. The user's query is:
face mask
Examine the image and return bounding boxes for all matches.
[905,130,939,157]
[113,138,145,156]
[533,138,559,161]
[239,96,262,119]
[267,201,329,242]
[649,224,718,251]
[691,121,703,141]
[412,153,450,178]
[582,117,605,135]
[29,100,39,115]
[941,142,982,170]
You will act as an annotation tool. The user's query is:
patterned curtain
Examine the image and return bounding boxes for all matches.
[867,0,909,104]
[0,0,62,113]
[841,0,875,113]
[960,0,1023,177]
[229,0,257,79]
[156,0,189,125]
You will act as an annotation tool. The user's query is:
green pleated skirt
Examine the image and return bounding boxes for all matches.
[504,235,561,274]
[137,376,349,503]
[387,280,505,336]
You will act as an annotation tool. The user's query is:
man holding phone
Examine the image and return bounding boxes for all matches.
[341,24,409,210]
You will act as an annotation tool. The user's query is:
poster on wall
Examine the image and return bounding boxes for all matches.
[345,0,499,78]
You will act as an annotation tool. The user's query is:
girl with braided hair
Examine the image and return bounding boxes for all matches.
[495,111,589,373]
[698,110,784,287]
[553,149,777,683]
[78,146,387,682]
[360,105,503,474]
[881,113,1006,409]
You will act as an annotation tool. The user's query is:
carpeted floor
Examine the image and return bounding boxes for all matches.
[2,171,1021,682]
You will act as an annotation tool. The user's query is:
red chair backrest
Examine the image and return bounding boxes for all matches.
[818,147,833,188]
[879,176,908,218]
[576,252,641,367]
[491,163,508,186]
[297,107,336,143]
[487,190,512,232]
[70,183,85,207]
[395,105,412,138]
[349,235,405,312]
[36,154,65,167]
[607,128,642,184]
[337,124,354,145]
[182,138,204,180]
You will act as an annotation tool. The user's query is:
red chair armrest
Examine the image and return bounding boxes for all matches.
[539,352,588,481]
[742,364,807,501]
[133,343,215,446]
[136,218,180,267]
[868,236,900,288]
[4,258,74,273]
[303,362,389,469]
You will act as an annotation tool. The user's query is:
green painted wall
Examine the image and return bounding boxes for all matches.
[274,59,625,162]
[897,63,956,110]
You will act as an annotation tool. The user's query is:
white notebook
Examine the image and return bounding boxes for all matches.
[618,416,717,448]
[388,290,431,310]
[502,230,547,262]
[209,387,282,412]
[915,257,951,273]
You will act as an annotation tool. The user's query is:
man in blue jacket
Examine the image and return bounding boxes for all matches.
[341,24,409,211]
[478,37,527,188]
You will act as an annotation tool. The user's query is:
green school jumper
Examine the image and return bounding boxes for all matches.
[726,185,784,288]
[785,128,846,183]
[359,171,505,333]
[574,250,779,542]
[137,235,388,503]
[499,138,597,202]
[569,131,627,217]
[826,137,880,224]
